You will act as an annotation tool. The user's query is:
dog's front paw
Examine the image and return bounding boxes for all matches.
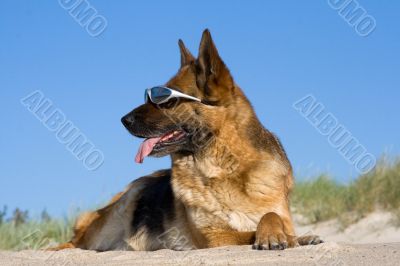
[252,233,299,250]
[297,235,324,246]
[252,213,299,250]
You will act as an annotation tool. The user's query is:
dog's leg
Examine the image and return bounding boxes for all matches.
[199,213,323,249]
[203,230,256,248]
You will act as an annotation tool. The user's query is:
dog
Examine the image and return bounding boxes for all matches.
[51,29,322,251]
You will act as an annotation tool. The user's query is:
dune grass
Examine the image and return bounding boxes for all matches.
[291,157,400,227]
[0,218,74,251]
[1,157,399,250]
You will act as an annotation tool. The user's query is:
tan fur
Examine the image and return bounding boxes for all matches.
[51,30,322,252]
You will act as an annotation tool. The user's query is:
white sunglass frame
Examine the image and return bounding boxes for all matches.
[145,86,201,104]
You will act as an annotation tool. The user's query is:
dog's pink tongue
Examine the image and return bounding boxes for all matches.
[135,137,161,164]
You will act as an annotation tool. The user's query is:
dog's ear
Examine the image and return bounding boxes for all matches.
[178,39,195,67]
[196,29,233,105]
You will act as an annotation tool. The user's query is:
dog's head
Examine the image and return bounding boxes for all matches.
[122,29,251,163]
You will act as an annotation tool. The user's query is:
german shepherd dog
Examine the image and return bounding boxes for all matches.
[52,30,322,251]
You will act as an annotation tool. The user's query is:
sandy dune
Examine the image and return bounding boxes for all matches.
[296,211,400,244]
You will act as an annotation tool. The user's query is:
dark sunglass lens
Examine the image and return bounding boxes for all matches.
[161,97,179,109]
[150,87,171,103]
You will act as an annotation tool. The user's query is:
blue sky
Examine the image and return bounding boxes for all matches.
[1,0,399,217]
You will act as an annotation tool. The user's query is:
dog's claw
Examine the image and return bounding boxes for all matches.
[280,242,288,250]
[270,243,280,250]
[252,244,270,250]
[253,241,289,251]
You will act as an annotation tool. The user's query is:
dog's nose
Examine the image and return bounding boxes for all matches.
[121,114,135,128]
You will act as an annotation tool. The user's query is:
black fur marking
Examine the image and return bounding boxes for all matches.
[131,170,175,236]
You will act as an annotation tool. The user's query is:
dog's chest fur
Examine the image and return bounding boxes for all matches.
[171,154,288,232]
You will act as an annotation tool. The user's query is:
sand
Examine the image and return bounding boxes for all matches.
[1,243,399,266]
[1,212,399,265]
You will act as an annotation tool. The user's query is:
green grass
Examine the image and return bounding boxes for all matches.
[0,218,74,251]
[1,157,399,250]
[291,157,400,227]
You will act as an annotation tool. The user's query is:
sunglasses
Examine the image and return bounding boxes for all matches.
[145,86,201,105]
